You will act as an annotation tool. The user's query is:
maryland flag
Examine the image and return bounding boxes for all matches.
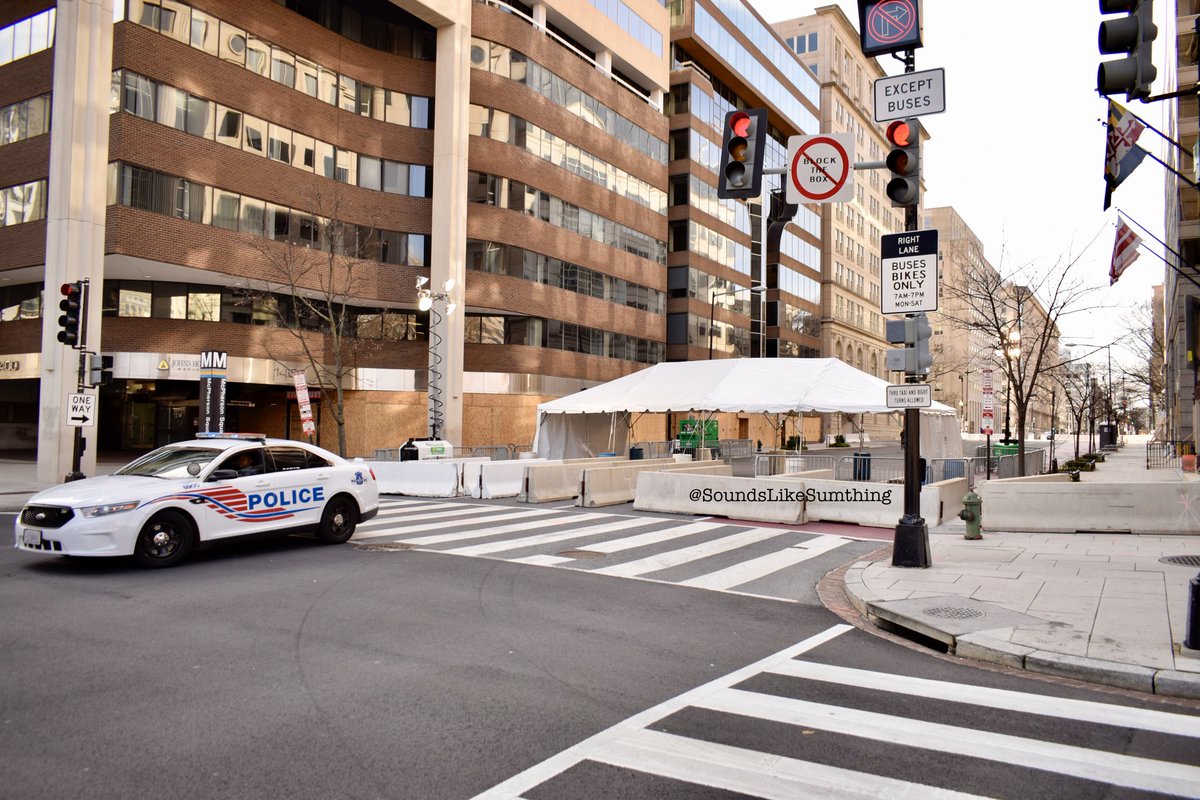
[1109,216,1142,286]
[1104,100,1149,210]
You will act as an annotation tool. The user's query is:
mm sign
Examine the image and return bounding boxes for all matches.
[886,384,932,409]
[786,133,855,204]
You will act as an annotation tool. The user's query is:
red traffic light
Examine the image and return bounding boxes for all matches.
[729,111,751,139]
[61,282,80,297]
[886,119,914,148]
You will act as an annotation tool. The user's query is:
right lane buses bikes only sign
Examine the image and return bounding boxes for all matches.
[881,228,938,315]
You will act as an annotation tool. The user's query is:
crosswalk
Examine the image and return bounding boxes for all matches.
[353,498,874,601]
[471,624,1200,799]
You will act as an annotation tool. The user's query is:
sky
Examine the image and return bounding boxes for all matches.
[747,0,1171,366]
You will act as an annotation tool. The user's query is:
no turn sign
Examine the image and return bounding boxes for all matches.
[786,133,855,204]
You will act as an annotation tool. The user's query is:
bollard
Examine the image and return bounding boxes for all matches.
[1186,574,1200,651]
[957,490,983,540]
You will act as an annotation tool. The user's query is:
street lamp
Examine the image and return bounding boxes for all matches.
[417,276,456,440]
[708,282,763,359]
[996,326,1021,445]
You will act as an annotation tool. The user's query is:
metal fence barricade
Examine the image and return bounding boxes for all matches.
[752,453,836,476]
[373,448,400,461]
[1147,440,1194,468]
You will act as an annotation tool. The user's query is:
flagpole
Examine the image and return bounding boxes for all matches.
[1118,211,1200,291]
[1120,106,1193,157]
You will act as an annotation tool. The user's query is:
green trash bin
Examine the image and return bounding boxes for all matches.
[992,444,1019,459]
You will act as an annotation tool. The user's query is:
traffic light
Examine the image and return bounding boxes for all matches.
[88,354,113,386]
[885,312,933,375]
[884,118,920,208]
[717,108,768,200]
[1098,0,1157,101]
[57,282,84,346]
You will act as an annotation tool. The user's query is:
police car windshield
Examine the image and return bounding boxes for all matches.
[114,447,223,478]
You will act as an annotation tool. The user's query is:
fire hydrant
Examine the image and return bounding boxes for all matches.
[958,490,983,540]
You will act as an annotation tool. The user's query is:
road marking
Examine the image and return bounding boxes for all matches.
[590,528,788,578]
[470,624,853,800]
[695,688,1200,796]
[444,518,661,556]
[585,521,727,554]
[593,728,986,800]
[679,536,852,590]
[396,512,608,546]
[508,554,573,566]
[768,659,1200,738]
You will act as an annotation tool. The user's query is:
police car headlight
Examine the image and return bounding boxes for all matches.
[81,501,140,518]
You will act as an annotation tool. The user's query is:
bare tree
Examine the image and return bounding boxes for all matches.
[941,234,1108,475]
[1118,301,1165,431]
[1053,359,1097,460]
[248,188,385,456]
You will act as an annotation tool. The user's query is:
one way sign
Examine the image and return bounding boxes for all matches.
[67,393,95,427]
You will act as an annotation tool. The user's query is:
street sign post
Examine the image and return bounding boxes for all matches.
[786,133,855,205]
[67,393,95,427]
[886,384,932,409]
[881,228,939,314]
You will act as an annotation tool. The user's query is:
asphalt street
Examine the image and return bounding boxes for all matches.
[3,509,1199,799]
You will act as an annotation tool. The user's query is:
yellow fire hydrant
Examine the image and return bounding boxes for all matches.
[958,490,983,540]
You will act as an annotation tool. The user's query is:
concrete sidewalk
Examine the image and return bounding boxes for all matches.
[843,438,1200,700]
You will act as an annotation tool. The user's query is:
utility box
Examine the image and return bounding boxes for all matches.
[400,437,454,460]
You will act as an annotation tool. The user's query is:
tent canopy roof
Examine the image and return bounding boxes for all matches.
[537,358,955,416]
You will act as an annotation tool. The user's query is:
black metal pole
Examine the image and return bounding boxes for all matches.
[891,76,930,567]
[65,279,89,482]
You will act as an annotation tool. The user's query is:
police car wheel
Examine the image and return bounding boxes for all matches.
[133,511,195,568]
[315,496,358,544]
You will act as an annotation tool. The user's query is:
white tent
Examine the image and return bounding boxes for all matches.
[533,358,962,459]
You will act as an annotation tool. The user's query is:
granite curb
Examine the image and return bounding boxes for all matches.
[842,560,1200,701]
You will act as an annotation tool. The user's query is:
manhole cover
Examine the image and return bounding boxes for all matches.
[1160,555,1200,567]
[353,542,415,552]
[923,606,986,620]
[557,549,604,559]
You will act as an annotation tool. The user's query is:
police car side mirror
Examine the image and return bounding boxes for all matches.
[208,469,239,482]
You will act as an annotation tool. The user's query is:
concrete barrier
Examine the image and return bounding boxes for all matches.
[633,472,806,523]
[370,460,462,496]
[463,458,553,498]
[576,460,723,508]
[919,477,969,525]
[978,480,1200,533]
[785,469,835,479]
[798,478,900,526]
[518,456,646,503]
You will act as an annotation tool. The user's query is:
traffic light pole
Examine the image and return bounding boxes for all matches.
[892,53,931,569]
[66,279,89,482]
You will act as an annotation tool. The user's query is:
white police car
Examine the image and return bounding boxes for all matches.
[14,434,379,568]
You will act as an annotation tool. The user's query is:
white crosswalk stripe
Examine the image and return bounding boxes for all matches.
[473,624,1200,799]
[358,498,865,600]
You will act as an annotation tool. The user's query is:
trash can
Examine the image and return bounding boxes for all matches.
[852,451,871,481]
[1098,423,1116,449]
[399,439,419,462]
[629,447,644,460]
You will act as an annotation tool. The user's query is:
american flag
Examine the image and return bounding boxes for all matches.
[1110,217,1142,286]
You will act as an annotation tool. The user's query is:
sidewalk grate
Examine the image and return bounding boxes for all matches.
[923,606,986,620]
[1160,554,1200,567]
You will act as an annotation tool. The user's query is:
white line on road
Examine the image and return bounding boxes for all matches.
[695,688,1200,796]
[469,624,853,800]
[590,528,788,578]
[679,536,852,590]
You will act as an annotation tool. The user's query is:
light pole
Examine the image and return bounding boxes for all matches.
[708,283,763,359]
[417,276,456,440]
[996,326,1020,445]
